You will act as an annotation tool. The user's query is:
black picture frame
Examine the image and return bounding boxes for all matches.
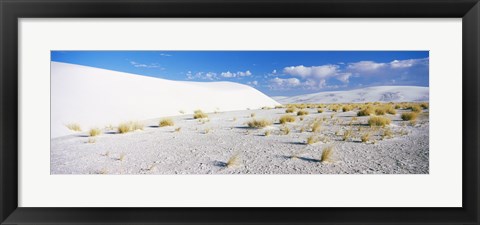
[1,0,479,224]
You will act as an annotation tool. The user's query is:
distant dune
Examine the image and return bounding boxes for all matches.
[51,62,279,138]
[273,86,429,104]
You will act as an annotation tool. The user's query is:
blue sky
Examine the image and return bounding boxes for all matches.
[51,51,429,96]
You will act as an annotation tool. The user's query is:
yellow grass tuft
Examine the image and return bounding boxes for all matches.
[311,121,321,133]
[342,105,353,112]
[297,110,309,116]
[279,115,295,124]
[401,112,418,121]
[264,130,271,136]
[193,110,208,119]
[280,126,291,135]
[357,108,374,116]
[226,153,241,168]
[89,128,102,137]
[174,127,181,132]
[118,153,126,161]
[368,116,391,127]
[285,108,296,113]
[361,133,370,143]
[247,119,272,128]
[409,105,422,113]
[320,146,334,163]
[307,135,318,145]
[66,123,82,132]
[342,129,352,141]
[159,118,174,127]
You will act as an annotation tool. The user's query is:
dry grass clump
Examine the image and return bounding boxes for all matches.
[89,128,102,137]
[317,109,324,113]
[226,153,241,168]
[247,119,272,128]
[307,135,319,145]
[401,112,418,121]
[66,123,82,132]
[311,121,321,133]
[285,107,296,113]
[193,110,208,119]
[264,130,271,136]
[357,107,374,116]
[342,129,352,141]
[297,110,309,116]
[159,118,174,127]
[279,115,295,124]
[117,121,144,134]
[330,105,340,112]
[420,103,429,109]
[374,108,386,115]
[361,133,370,143]
[275,105,285,109]
[386,107,397,115]
[409,105,422,113]
[320,146,334,163]
[250,113,256,118]
[280,126,291,135]
[174,127,181,132]
[382,128,393,139]
[342,105,354,112]
[368,116,391,127]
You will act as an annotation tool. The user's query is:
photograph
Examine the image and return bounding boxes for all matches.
[50,51,429,175]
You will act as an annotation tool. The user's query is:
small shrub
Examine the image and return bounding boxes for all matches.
[420,103,429,109]
[342,105,353,112]
[320,146,334,163]
[311,121,321,133]
[118,123,132,134]
[66,123,82,132]
[386,107,397,115]
[279,115,295,124]
[226,154,241,168]
[361,133,370,143]
[318,109,324,113]
[247,119,272,128]
[382,128,393,139]
[342,129,352,141]
[193,110,208,119]
[357,108,374,116]
[297,110,309,116]
[374,108,386,115]
[307,135,318,145]
[285,108,296,113]
[409,105,422,113]
[368,116,391,127]
[275,105,285,109]
[132,121,144,130]
[89,128,102,137]
[401,112,418,121]
[264,130,271,136]
[204,128,211,134]
[159,118,174,127]
[280,126,290,135]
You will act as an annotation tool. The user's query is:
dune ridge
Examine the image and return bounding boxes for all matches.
[51,62,279,138]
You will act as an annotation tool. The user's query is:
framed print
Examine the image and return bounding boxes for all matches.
[1,0,479,224]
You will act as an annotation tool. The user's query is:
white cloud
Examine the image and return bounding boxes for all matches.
[268,77,301,89]
[221,70,252,78]
[390,58,428,69]
[283,65,340,79]
[159,53,172,57]
[347,61,387,72]
[130,61,162,68]
[186,71,218,80]
[247,80,259,86]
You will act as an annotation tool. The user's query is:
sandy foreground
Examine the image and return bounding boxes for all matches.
[51,107,429,174]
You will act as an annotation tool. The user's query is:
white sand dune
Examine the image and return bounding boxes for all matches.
[51,62,279,138]
[273,86,429,104]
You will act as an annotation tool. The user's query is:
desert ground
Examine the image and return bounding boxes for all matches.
[51,103,429,174]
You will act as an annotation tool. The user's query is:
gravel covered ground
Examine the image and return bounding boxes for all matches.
[51,106,429,174]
